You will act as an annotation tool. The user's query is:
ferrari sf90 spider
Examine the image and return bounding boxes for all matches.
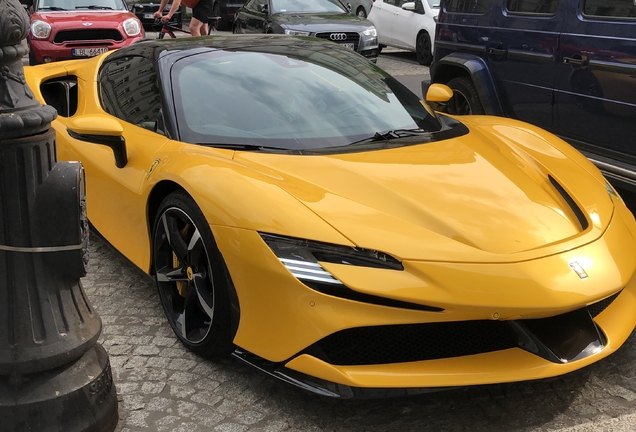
[25,35,636,398]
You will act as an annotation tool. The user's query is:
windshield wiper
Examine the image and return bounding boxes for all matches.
[197,143,290,152]
[76,5,113,9]
[39,6,67,10]
[348,128,433,146]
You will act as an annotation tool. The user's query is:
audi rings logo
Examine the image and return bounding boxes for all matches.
[329,33,348,41]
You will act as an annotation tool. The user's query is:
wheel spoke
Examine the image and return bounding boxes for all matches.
[186,228,204,266]
[161,212,189,264]
[156,264,187,283]
[192,273,215,320]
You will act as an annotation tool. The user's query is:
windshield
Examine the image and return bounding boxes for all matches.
[171,45,446,152]
[36,0,126,10]
[427,0,441,8]
[271,0,348,13]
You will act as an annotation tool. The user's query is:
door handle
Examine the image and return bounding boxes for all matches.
[488,47,507,56]
[563,55,589,67]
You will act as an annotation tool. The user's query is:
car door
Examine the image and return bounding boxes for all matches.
[480,0,564,130]
[554,0,636,160]
[390,0,420,49]
[369,0,399,44]
[65,55,169,266]
[239,0,268,32]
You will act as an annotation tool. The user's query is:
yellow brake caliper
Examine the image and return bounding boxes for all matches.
[173,224,190,297]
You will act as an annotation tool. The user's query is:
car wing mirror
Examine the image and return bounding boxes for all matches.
[425,83,454,111]
[257,3,268,13]
[402,2,416,10]
[346,2,353,11]
[132,3,144,11]
[66,115,128,169]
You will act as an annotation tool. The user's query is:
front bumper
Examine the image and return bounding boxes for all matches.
[29,33,143,64]
[213,199,636,395]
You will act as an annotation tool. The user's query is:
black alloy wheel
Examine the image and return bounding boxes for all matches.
[415,32,433,66]
[153,192,234,357]
[212,2,227,30]
[444,76,485,115]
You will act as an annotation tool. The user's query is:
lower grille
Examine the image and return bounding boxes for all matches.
[304,291,621,366]
[314,32,360,51]
[304,320,519,366]
[54,29,124,43]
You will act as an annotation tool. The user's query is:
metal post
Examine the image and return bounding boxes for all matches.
[0,0,119,430]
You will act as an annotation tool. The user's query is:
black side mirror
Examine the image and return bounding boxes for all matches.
[257,3,268,13]
[133,3,144,12]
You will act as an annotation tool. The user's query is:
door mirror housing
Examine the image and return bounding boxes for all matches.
[66,115,128,169]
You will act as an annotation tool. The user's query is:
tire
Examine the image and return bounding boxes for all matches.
[232,23,240,34]
[153,192,234,357]
[378,44,385,54]
[212,3,227,31]
[415,32,433,66]
[444,76,485,115]
[356,7,367,18]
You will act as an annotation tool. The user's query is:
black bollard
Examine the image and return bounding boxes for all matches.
[0,0,119,430]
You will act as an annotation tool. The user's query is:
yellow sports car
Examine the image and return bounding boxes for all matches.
[25,35,636,398]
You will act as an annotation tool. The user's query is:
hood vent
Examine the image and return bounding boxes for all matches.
[548,175,589,231]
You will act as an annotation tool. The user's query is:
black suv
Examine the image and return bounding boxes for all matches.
[427,0,636,190]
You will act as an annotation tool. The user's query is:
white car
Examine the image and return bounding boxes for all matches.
[368,0,439,65]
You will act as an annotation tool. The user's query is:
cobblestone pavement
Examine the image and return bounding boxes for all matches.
[87,231,636,432]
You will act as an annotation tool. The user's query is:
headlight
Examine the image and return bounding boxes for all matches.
[31,20,51,39]
[284,29,311,36]
[362,27,377,37]
[123,18,141,36]
[260,233,403,277]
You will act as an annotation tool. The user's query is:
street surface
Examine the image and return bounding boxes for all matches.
[22,32,636,431]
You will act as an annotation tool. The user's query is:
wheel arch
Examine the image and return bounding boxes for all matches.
[430,53,504,116]
[146,179,241,339]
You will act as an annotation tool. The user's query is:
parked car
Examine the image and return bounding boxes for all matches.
[233,0,379,61]
[28,0,144,65]
[132,2,182,30]
[346,0,373,17]
[428,0,636,191]
[24,35,636,398]
[367,0,439,65]
[211,0,247,30]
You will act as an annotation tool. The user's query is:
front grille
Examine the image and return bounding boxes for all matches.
[587,290,621,317]
[142,4,160,12]
[304,321,519,366]
[314,32,360,51]
[54,29,124,43]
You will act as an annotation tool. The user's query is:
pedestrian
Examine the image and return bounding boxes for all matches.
[155,0,212,37]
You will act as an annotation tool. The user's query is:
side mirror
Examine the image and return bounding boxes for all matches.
[133,3,144,12]
[402,1,416,10]
[66,116,128,168]
[347,2,353,11]
[257,3,268,13]
[425,83,453,103]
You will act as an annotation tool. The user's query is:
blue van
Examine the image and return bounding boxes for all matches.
[427,0,636,190]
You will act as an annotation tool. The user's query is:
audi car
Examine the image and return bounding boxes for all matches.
[24,35,636,398]
[27,0,143,65]
[233,0,379,61]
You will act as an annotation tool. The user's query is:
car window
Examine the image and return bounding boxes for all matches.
[36,0,126,10]
[582,0,636,18]
[271,0,347,13]
[506,0,560,14]
[169,46,452,152]
[98,56,162,131]
[244,0,262,11]
[444,0,493,13]
[384,0,401,6]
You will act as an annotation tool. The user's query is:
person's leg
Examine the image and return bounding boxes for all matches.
[190,0,212,36]
[189,16,204,36]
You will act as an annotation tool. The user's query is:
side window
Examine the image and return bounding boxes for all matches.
[98,56,161,131]
[245,0,262,10]
[506,0,560,14]
[583,0,636,18]
[385,0,400,5]
[445,0,493,13]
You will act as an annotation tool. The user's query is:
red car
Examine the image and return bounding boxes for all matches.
[28,0,144,65]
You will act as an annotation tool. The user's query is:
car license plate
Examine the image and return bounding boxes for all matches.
[144,13,155,18]
[72,47,108,57]
[341,43,355,50]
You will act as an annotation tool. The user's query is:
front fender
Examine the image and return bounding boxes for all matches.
[430,52,503,116]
